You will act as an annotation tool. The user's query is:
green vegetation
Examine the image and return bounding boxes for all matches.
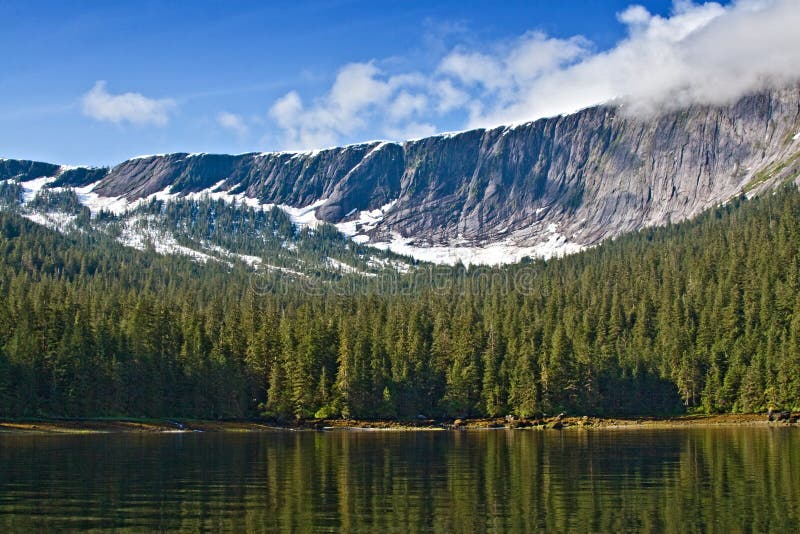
[27,189,87,216]
[2,187,800,419]
[30,192,417,281]
[0,182,22,207]
[744,151,800,192]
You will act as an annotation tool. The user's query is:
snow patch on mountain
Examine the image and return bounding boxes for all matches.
[324,257,377,277]
[231,253,263,268]
[128,154,167,160]
[256,263,308,278]
[75,182,135,214]
[203,243,263,268]
[325,257,359,274]
[21,176,57,202]
[21,211,77,231]
[335,199,398,238]
[117,216,216,263]
[371,228,583,266]
[367,256,412,274]
[278,198,328,228]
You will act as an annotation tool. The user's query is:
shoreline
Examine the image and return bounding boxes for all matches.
[0,413,794,435]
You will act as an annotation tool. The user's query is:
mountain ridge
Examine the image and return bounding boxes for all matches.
[3,84,800,264]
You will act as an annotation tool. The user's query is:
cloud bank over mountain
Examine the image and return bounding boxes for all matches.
[468,0,800,125]
[268,0,800,150]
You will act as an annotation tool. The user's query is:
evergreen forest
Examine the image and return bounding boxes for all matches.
[2,187,800,420]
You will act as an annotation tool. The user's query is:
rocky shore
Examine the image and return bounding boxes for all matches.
[0,413,796,434]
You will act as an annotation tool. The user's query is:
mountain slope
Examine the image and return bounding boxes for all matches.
[3,85,800,264]
[0,182,418,281]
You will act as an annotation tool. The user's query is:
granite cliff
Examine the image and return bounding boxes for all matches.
[4,85,800,264]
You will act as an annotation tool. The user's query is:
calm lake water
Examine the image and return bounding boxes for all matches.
[0,427,797,532]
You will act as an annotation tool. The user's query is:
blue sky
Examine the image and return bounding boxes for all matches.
[5,0,798,167]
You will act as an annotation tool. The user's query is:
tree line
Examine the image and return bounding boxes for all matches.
[1,187,800,419]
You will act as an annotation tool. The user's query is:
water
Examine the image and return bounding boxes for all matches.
[0,427,797,532]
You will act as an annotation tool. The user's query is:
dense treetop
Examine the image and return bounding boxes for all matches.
[1,187,800,419]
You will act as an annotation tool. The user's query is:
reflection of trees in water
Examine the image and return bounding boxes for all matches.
[0,429,798,532]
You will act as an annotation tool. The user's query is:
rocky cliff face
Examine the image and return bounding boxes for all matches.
[6,85,800,263]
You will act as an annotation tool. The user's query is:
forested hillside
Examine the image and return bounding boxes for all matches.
[5,183,417,280]
[1,187,800,419]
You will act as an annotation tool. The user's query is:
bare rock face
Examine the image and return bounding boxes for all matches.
[8,85,800,259]
[376,86,800,248]
[0,159,61,182]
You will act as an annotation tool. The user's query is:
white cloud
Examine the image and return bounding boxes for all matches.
[434,80,470,113]
[618,5,652,26]
[268,62,432,150]
[267,0,800,149]
[217,111,249,136]
[439,51,506,91]
[388,92,428,121]
[440,31,590,96]
[383,121,437,141]
[462,0,800,126]
[269,90,336,149]
[81,81,175,126]
[328,62,393,118]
